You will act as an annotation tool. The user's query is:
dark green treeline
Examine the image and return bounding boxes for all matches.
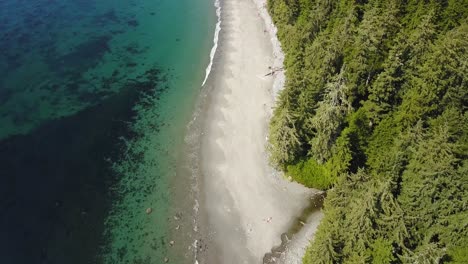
[267,0,467,263]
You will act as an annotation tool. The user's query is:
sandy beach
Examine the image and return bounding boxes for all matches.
[194,0,323,263]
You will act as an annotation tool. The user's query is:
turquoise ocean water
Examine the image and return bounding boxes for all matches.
[0,0,216,263]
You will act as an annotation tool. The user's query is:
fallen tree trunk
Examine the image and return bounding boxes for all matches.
[264,67,284,76]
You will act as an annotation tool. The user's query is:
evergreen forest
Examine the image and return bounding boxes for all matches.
[267,0,467,262]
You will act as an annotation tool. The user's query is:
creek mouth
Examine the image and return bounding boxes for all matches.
[263,191,326,264]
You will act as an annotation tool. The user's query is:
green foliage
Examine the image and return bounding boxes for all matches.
[447,238,468,264]
[365,115,401,173]
[368,233,395,263]
[327,130,353,181]
[267,0,468,263]
[286,158,333,189]
[268,105,302,168]
[308,68,352,163]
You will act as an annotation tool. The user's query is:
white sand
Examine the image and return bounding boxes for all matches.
[197,0,323,263]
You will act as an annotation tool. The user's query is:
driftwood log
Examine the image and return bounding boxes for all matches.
[264,67,284,76]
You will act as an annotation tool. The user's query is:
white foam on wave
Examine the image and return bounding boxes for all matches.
[201,0,221,87]
[193,239,200,264]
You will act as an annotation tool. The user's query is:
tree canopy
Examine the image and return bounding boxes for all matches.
[267,0,467,262]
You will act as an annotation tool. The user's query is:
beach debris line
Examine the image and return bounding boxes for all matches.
[173,212,182,221]
[264,66,283,77]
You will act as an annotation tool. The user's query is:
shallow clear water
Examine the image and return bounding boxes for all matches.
[0,0,215,263]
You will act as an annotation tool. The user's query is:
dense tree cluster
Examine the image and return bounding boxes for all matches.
[267,0,467,262]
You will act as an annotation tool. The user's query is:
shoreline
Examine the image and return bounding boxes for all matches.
[251,0,285,100]
[191,0,324,263]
